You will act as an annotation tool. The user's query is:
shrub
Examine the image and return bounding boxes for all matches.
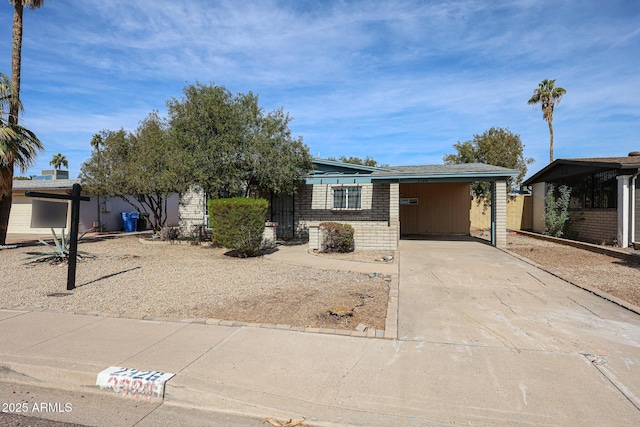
[208,197,269,257]
[160,226,180,241]
[319,222,355,253]
[544,184,571,237]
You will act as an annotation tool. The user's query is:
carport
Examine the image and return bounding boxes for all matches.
[370,163,518,248]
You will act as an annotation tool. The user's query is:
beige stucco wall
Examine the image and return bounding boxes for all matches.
[399,182,470,235]
[532,182,546,233]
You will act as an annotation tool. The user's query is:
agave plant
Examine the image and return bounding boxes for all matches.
[24,228,95,264]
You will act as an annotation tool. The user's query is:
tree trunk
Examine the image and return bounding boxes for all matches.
[1,3,24,245]
[0,170,14,244]
[548,120,554,163]
[10,2,23,127]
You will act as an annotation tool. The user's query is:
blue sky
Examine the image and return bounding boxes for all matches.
[1,0,639,179]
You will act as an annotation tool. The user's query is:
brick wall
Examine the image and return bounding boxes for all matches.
[470,195,533,230]
[179,186,207,233]
[566,209,617,245]
[494,181,507,249]
[308,221,398,251]
[299,183,398,250]
[295,183,391,235]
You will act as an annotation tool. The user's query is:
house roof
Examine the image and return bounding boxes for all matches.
[312,158,390,174]
[12,179,80,192]
[307,159,518,184]
[524,155,640,185]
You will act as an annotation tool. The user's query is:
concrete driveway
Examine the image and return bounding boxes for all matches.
[398,237,640,424]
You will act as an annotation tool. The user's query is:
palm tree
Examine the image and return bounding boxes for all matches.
[0,1,45,244]
[0,73,43,244]
[528,79,566,163]
[9,1,45,129]
[49,153,68,170]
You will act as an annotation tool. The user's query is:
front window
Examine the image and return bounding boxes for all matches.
[333,186,361,210]
[549,169,617,209]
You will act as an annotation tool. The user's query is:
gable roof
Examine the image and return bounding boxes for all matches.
[524,155,640,185]
[307,159,518,184]
[312,158,389,174]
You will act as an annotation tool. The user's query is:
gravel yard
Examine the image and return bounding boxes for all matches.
[507,233,640,308]
[3,232,638,332]
[0,237,390,330]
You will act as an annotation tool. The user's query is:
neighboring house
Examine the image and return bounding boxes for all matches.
[9,178,179,234]
[523,153,640,247]
[180,159,518,250]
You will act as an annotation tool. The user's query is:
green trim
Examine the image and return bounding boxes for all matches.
[306,176,373,184]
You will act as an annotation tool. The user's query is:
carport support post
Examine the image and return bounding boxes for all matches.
[491,180,507,249]
[491,183,496,246]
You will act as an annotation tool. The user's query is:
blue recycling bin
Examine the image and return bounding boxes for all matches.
[121,212,139,232]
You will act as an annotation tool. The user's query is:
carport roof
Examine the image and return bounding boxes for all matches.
[307,160,518,184]
[524,156,640,185]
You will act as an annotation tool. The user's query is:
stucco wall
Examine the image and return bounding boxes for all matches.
[399,182,470,235]
[532,182,546,233]
[87,195,179,232]
[9,192,179,234]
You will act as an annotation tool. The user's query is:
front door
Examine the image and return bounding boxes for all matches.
[271,194,295,239]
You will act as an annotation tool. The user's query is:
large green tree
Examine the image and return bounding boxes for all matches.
[443,127,534,196]
[327,155,388,168]
[80,112,188,231]
[528,79,566,163]
[0,72,42,244]
[167,82,312,198]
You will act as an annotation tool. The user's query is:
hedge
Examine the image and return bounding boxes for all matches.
[208,197,269,257]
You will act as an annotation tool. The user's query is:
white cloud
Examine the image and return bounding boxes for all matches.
[0,0,638,179]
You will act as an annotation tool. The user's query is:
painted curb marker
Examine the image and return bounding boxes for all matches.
[96,366,175,400]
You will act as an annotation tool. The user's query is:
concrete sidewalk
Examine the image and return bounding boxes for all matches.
[1,239,640,426]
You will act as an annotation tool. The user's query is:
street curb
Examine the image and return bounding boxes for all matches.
[0,306,389,340]
[385,272,399,340]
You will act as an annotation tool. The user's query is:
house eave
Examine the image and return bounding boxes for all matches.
[305,171,518,185]
[371,172,518,183]
[524,158,640,185]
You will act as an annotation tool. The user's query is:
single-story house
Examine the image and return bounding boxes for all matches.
[523,153,640,247]
[179,159,518,250]
[8,178,179,235]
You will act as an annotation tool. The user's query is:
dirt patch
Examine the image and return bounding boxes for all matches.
[311,249,396,264]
